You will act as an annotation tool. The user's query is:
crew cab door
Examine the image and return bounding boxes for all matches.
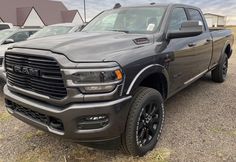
[165,7,212,93]
[186,8,212,75]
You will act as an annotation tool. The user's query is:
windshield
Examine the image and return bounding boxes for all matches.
[29,26,73,39]
[83,7,166,34]
[0,29,15,41]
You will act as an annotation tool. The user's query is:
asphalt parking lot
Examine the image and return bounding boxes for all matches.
[0,30,235,162]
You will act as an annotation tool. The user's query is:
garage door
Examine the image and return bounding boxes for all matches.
[205,18,213,27]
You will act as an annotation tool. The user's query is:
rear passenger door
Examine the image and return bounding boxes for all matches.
[186,8,213,74]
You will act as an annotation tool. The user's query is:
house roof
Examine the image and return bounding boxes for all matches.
[204,13,225,18]
[0,0,83,26]
[61,10,77,23]
[17,7,34,26]
[61,10,84,23]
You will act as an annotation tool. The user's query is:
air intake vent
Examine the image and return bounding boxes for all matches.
[133,37,150,45]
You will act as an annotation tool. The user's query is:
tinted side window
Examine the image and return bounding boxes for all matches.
[28,31,37,36]
[188,9,205,30]
[188,9,203,22]
[169,8,188,31]
[9,31,30,42]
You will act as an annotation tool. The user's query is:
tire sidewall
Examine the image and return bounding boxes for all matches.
[212,53,228,83]
[125,88,165,156]
[221,54,228,80]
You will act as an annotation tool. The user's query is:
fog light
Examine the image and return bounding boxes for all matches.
[85,115,107,121]
[78,115,109,130]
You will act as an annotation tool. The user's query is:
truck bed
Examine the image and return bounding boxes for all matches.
[209,27,226,31]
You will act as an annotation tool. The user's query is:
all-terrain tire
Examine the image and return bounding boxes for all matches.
[212,53,228,83]
[121,87,165,156]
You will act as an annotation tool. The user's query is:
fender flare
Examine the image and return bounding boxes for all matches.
[220,40,232,60]
[126,64,170,96]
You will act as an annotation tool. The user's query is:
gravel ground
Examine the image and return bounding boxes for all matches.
[0,29,235,162]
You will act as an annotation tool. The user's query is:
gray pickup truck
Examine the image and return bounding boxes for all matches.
[4,3,234,156]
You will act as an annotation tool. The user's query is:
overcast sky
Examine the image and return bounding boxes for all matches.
[60,0,236,25]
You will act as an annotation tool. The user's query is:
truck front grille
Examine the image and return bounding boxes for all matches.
[5,53,67,99]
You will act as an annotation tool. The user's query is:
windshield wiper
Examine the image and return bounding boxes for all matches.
[109,29,130,33]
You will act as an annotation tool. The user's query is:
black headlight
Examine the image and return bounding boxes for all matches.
[72,70,122,84]
[72,69,123,93]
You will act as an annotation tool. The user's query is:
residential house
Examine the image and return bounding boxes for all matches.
[0,0,84,27]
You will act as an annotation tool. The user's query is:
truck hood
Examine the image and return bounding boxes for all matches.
[13,32,154,62]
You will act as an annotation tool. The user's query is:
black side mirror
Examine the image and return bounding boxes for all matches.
[167,21,204,39]
[3,39,14,44]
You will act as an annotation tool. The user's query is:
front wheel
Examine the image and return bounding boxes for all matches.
[121,87,165,156]
[212,53,228,83]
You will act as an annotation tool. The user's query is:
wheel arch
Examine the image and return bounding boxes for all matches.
[221,41,233,60]
[126,64,170,100]
[224,44,232,58]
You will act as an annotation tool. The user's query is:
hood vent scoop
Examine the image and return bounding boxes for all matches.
[133,37,150,45]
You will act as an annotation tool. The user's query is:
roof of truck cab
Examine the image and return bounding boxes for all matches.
[115,3,200,10]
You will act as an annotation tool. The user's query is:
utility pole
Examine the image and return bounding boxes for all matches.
[84,0,86,22]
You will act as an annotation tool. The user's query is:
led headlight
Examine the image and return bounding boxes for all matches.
[72,69,123,94]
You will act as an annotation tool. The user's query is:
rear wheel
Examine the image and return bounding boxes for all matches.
[121,87,165,156]
[212,53,228,83]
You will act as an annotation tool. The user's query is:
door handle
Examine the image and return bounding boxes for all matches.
[204,39,212,45]
[188,43,197,47]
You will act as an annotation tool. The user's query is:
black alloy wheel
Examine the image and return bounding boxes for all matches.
[136,102,162,147]
[222,56,228,79]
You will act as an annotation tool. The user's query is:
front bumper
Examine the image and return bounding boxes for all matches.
[4,85,132,142]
